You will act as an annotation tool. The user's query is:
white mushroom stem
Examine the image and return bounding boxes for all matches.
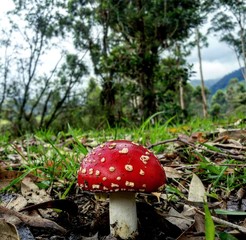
[109,192,138,239]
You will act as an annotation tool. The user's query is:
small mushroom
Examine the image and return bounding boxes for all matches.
[77,140,166,239]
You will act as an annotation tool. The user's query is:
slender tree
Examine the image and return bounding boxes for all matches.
[1,0,88,133]
[187,0,216,117]
[0,31,12,118]
[196,28,208,117]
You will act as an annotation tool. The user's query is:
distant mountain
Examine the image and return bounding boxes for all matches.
[190,79,219,88]
[209,68,245,95]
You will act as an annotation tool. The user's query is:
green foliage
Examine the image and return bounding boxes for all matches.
[204,202,215,240]
[1,0,246,136]
[209,78,246,118]
[67,0,203,123]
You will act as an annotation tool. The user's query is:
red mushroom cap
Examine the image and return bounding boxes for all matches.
[77,140,166,193]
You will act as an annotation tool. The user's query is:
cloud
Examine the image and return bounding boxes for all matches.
[187,34,240,80]
[191,60,239,80]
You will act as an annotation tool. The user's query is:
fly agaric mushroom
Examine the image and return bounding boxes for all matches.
[77,140,166,239]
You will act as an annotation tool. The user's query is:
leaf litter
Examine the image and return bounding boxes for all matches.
[0,126,245,239]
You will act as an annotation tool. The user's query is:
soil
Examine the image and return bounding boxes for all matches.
[16,191,182,240]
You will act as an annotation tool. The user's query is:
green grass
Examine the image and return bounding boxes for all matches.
[0,116,246,201]
[0,116,245,238]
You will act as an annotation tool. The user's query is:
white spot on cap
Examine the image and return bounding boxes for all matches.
[111,183,119,188]
[81,168,87,174]
[145,151,150,155]
[140,155,150,164]
[139,169,145,175]
[125,164,133,171]
[92,184,100,189]
[101,157,106,163]
[98,152,102,156]
[119,147,128,154]
[108,143,117,149]
[142,184,146,188]
[109,166,115,172]
[95,170,100,176]
[100,144,105,148]
[102,177,107,181]
[89,168,93,175]
[116,176,121,181]
[103,186,108,191]
[125,181,134,187]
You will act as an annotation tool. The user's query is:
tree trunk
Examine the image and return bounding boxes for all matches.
[239,27,246,88]
[136,0,157,120]
[196,28,207,117]
[179,78,185,110]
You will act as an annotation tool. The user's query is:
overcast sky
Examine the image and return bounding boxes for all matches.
[0,1,240,81]
[187,34,239,80]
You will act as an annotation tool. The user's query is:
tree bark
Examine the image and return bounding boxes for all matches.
[196,28,207,117]
[179,78,185,110]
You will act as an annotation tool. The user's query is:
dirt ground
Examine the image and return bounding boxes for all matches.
[12,191,182,240]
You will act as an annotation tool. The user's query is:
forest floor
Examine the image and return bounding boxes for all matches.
[0,118,246,240]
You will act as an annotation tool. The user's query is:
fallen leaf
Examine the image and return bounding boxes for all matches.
[0,205,66,233]
[21,177,52,204]
[218,129,246,143]
[166,207,194,231]
[1,194,27,211]
[194,212,205,233]
[163,166,182,179]
[20,199,78,216]
[188,174,206,202]
[191,132,207,143]
[0,218,20,240]
[236,188,245,201]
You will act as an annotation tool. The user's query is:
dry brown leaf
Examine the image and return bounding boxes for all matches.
[166,207,194,231]
[236,188,246,201]
[0,205,66,233]
[0,169,38,190]
[191,132,207,143]
[0,170,23,189]
[0,218,20,240]
[218,129,246,142]
[1,194,27,212]
[194,212,205,233]
[20,199,78,217]
[163,166,182,179]
[21,177,52,204]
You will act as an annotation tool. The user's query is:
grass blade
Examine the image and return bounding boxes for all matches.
[204,201,215,240]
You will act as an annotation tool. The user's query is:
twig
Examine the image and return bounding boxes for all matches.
[195,208,246,234]
[177,137,246,161]
[169,163,246,170]
[148,135,245,160]
[148,138,178,149]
